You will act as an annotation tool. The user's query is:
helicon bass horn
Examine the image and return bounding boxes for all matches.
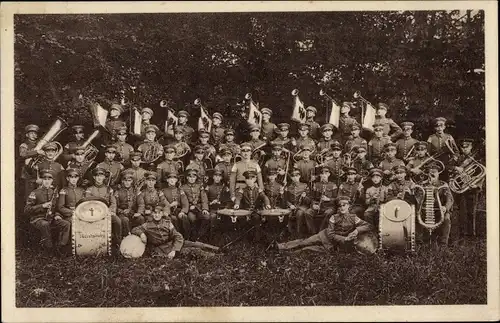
[414,183,447,234]
[25,117,68,171]
[449,156,486,194]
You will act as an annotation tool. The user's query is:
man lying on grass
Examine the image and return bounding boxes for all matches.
[276,196,377,254]
[131,205,220,258]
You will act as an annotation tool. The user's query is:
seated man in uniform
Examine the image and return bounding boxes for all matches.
[132,205,220,259]
[284,169,312,238]
[180,169,210,242]
[311,166,338,233]
[277,196,374,254]
[363,168,388,227]
[206,169,230,238]
[161,172,189,236]
[135,171,170,223]
[114,169,139,229]
[234,170,271,242]
[24,169,71,257]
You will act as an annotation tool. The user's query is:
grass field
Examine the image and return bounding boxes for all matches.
[15,232,487,307]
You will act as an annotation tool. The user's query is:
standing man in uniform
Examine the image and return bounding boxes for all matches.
[260,108,277,142]
[305,106,320,140]
[395,121,418,161]
[62,125,86,165]
[19,124,42,200]
[37,142,66,189]
[229,142,264,201]
[374,102,402,141]
[210,112,226,148]
[176,110,195,144]
[114,125,134,164]
[368,123,392,166]
[97,144,124,189]
[427,117,458,175]
[338,102,358,143]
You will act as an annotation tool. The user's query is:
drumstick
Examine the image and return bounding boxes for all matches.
[221,226,256,250]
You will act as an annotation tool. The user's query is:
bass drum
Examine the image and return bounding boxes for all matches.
[379,199,415,252]
[72,198,112,256]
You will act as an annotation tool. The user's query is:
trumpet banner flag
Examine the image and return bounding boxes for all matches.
[198,106,212,133]
[291,95,306,123]
[164,109,178,133]
[328,100,341,128]
[89,103,108,128]
[247,100,262,127]
[132,108,142,135]
[362,101,377,131]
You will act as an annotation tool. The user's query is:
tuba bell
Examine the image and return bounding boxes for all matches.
[25,118,68,171]
[449,156,486,194]
[79,129,100,163]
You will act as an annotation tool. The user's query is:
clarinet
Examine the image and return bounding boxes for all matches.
[46,188,59,220]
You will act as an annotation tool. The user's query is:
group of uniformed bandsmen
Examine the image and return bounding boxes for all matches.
[19,100,484,257]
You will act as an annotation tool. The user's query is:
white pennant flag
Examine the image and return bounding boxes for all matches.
[291,95,306,123]
[89,103,108,128]
[247,100,262,127]
[132,108,142,135]
[362,102,377,131]
[164,109,178,133]
[328,100,341,128]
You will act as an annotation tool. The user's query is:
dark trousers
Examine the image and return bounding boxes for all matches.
[187,207,210,241]
[31,218,71,249]
[454,190,479,237]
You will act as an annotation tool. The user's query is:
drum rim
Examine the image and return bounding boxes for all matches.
[258,208,291,216]
[216,208,251,216]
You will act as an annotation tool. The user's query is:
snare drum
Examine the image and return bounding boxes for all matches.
[258,208,291,223]
[379,199,416,252]
[217,208,252,223]
[72,198,112,256]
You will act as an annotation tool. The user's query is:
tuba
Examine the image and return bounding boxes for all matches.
[25,118,68,171]
[449,156,486,194]
[414,183,447,234]
[79,129,100,163]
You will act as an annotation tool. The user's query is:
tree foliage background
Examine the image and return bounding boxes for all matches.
[14,10,485,146]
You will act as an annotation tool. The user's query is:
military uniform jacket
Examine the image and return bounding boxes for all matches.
[231,160,261,182]
[317,138,336,153]
[67,160,94,181]
[243,139,266,155]
[215,161,233,184]
[37,159,66,188]
[157,160,182,184]
[352,158,374,177]
[365,184,389,207]
[293,159,317,183]
[97,160,124,187]
[271,137,293,151]
[84,184,117,214]
[379,158,405,172]
[338,180,364,205]
[19,140,38,179]
[137,188,169,215]
[284,182,311,207]
[264,157,287,175]
[338,115,358,138]
[62,139,85,163]
[105,119,126,137]
[325,157,344,180]
[114,141,134,162]
[261,121,277,141]
[312,181,337,208]
[199,143,217,157]
[57,185,85,218]
[186,160,207,178]
[181,183,209,210]
[211,125,226,147]
[206,183,230,209]
[176,124,195,143]
[345,136,368,153]
[264,181,284,208]
[325,213,371,243]
[132,218,184,249]
[114,186,137,216]
[126,166,148,188]
[427,133,456,156]
[368,136,392,160]
[305,119,320,140]
[374,116,402,141]
[162,186,189,214]
[387,180,416,201]
[25,186,58,222]
[235,185,270,211]
[395,137,418,160]
[295,137,316,154]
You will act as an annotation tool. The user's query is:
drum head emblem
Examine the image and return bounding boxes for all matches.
[74,200,108,222]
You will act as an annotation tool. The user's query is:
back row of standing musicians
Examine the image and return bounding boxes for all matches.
[19,101,483,256]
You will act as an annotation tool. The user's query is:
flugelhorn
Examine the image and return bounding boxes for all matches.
[25,117,68,171]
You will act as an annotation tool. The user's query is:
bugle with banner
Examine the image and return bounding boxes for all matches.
[195,98,213,133]
[89,103,108,129]
[320,89,341,128]
[291,89,306,123]
[245,93,262,127]
[161,100,179,134]
[353,91,376,131]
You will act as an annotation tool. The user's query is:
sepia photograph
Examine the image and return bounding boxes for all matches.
[1,1,499,322]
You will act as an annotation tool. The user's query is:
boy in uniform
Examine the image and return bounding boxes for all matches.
[311,166,338,233]
[105,103,127,143]
[219,129,241,157]
[211,112,226,147]
[284,169,312,237]
[374,103,403,141]
[395,121,418,161]
[25,169,71,256]
[386,165,416,203]
[271,123,293,151]
[344,123,367,153]
[277,196,374,254]
[368,123,392,166]
[97,144,124,188]
[352,146,374,182]
[325,142,345,184]
[337,167,365,218]
[139,108,154,139]
[206,169,230,237]
[198,130,217,158]
[293,144,316,184]
[263,168,285,209]
[137,125,164,170]
[114,169,138,229]
[114,125,134,164]
[214,148,234,185]
[263,143,288,182]
[244,124,266,153]
[186,145,208,183]
[135,172,170,223]
[180,169,210,241]
[378,142,405,185]
[56,168,85,233]
[234,170,271,242]
[317,124,338,153]
[19,124,42,199]
[426,117,458,169]
[131,205,219,258]
[176,110,195,144]
[66,146,94,187]
[363,168,388,227]
[84,167,126,248]
[125,152,148,194]
[338,102,358,143]
[260,108,277,142]
[161,172,190,236]
[37,142,66,189]
[293,123,316,156]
